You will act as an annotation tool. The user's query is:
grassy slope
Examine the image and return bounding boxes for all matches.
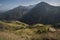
[0,21,60,40]
[0,32,26,40]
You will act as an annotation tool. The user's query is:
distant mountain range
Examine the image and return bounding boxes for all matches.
[0,5,34,20]
[20,2,60,25]
[0,2,60,25]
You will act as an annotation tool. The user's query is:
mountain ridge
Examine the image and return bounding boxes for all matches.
[0,2,60,25]
[19,2,60,25]
[0,5,34,20]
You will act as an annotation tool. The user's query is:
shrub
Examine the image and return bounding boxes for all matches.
[32,24,50,34]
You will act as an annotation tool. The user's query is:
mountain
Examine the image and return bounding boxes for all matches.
[20,2,60,25]
[0,10,7,14]
[0,5,34,20]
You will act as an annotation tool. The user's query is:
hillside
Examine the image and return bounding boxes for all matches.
[0,2,60,25]
[20,2,60,25]
[0,21,60,40]
[0,5,34,20]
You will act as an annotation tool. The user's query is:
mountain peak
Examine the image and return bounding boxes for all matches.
[35,2,52,8]
[38,2,50,6]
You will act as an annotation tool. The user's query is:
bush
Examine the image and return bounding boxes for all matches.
[36,28,48,34]
[32,24,50,34]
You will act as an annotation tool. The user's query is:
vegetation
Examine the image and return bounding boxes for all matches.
[0,21,29,31]
[0,32,25,40]
[0,21,60,40]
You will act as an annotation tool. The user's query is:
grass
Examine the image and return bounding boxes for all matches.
[0,21,29,31]
[0,32,26,40]
[0,21,60,40]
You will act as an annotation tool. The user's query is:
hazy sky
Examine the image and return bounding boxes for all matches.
[0,0,60,11]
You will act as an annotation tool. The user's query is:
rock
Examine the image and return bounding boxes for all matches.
[48,27,56,32]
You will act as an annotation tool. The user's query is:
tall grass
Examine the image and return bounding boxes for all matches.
[0,21,60,40]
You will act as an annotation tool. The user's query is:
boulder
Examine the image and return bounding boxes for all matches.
[48,27,56,32]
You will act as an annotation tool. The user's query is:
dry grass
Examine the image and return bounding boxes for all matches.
[0,21,29,31]
[0,32,26,40]
[0,21,60,40]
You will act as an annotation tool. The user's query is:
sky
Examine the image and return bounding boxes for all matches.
[0,0,60,12]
